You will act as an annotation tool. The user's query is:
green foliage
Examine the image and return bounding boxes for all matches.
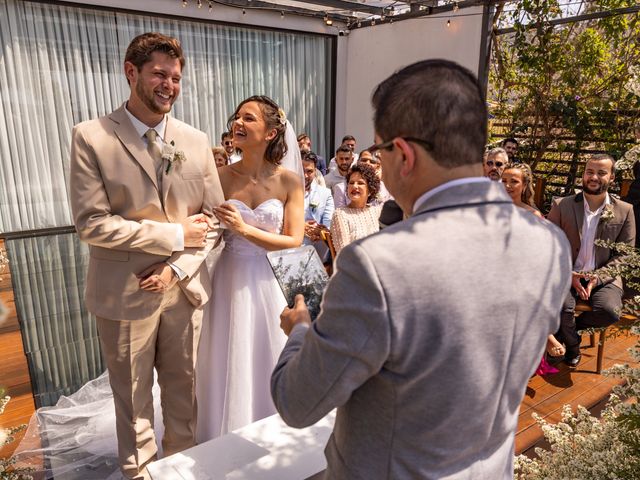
[489,0,640,177]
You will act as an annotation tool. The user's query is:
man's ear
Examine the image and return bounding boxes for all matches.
[394,138,416,177]
[124,61,137,84]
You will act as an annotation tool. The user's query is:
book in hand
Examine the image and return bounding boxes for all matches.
[266,245,329,320]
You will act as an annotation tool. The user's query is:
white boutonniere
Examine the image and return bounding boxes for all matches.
[309,200,319,212]
[600,204,615,224]
[162,140,186,174]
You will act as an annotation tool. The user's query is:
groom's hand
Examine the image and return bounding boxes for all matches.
[182,214,210,247]
[138,262,177,293]
[280,294,312,336]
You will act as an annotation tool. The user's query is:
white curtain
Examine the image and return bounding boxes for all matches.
[0,0,333,233]
[0,0,333,406]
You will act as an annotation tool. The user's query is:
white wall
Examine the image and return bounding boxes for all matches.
[335,7,485,151]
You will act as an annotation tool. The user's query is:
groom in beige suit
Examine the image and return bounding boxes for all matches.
[69,33,224,479]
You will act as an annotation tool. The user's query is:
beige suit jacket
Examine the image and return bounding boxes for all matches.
[547,192,635,289]
[70,104,224,320]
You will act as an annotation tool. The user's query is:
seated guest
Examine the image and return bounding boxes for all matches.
[324,145,352,192]
[327,135,358,172]
[302,151,334,256]
[330,163,382,254]
[333,150,391,208]
[483,147,508,181]
[501,162,542,218]
[211,146,228,168]
[298,133,327,174]
[501,137,519,162]
[548,154,635,367]
[221,130,241,164]
[501,162,565,372]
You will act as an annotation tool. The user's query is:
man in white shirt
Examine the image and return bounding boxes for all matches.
[324,146,353,192]
[222,131,242,164]
[302,152,334,258]
[548,154,635,367]
[69,33,224,479]
[327,135,359,172]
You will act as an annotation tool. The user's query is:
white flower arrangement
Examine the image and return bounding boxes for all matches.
[277,108,287,126]
[161,140,186,174]
[599,204,615,224]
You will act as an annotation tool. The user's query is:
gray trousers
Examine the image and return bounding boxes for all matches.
[558,282,623,353]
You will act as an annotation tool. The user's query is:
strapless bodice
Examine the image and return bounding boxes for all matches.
[223,198,284,256]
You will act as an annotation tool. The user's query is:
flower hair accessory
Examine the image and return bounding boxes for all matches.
[277,108,287,126]
[162,140,187,174]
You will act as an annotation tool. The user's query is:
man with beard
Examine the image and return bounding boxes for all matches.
[482,147,508,181]
[70,32,224,479]
[548,154,635,368]
[324,145,353,191]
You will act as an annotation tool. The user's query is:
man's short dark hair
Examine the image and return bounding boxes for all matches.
[342,135,356,143]
[371,59,486,168]
[221,131,231,142]
[502,138,518,147]
[125,32,185,71]
[297,133,310,143]
[336,145,352,156]
[301,150,318,168]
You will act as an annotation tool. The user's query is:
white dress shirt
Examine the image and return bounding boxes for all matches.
[124,106,186,278]
[574,193,610,272]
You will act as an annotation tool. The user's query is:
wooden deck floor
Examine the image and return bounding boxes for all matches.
[516,328,638,456]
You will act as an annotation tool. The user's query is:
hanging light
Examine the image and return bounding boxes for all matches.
[324,14,333,26]
[208,0,213,11]
[281,10,285,18]
[182,0,188,7]
[197,0,202,8]
[242,7,246,14]
[371,18,375,26]
[453,2,459,13]
[447,19,451,27]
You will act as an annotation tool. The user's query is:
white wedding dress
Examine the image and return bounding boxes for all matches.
[196,197,288,441]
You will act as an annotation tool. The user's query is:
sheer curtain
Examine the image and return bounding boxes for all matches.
[0,0,333,406]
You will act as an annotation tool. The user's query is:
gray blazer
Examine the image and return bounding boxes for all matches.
[547,193,635,289]
[271,180,572,479]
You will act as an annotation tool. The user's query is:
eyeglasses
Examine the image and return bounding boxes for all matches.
[367,137,433,155]
[485,160,505,168]
[224,141,233,146]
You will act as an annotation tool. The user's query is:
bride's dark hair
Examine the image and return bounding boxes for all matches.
[227,95,288,165]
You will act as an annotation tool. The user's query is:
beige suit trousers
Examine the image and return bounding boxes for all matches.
[96,285,203,480]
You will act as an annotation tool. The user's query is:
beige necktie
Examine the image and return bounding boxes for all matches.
[144,129,164,190]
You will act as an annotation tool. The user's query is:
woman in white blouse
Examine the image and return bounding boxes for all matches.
[330,163,382,254]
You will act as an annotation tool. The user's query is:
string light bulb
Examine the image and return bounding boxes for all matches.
[371,18,375,26]
[324,14,333,26]
[447,19,451,27]
[242,7,246,14]
[357,20,362,28]
[197,0,202,8]
[453,2,459,13]
[208,0,213,11]
[182,0,187,7]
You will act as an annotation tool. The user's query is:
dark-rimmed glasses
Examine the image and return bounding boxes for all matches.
[367,137,433,155]
[485,160,504,168]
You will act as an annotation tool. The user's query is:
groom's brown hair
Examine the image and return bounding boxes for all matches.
[125,32,185,74]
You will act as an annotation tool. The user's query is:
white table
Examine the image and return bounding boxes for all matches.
[148,411,335,480]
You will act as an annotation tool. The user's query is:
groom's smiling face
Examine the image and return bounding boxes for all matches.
[127,51,182,116]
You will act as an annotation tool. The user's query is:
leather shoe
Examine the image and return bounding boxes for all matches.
[564,353,581,368]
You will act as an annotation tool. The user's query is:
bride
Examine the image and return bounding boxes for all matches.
[196,95,304,440]
[12,96,304,477]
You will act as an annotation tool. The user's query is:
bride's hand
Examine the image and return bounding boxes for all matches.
[214,203,247,235]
